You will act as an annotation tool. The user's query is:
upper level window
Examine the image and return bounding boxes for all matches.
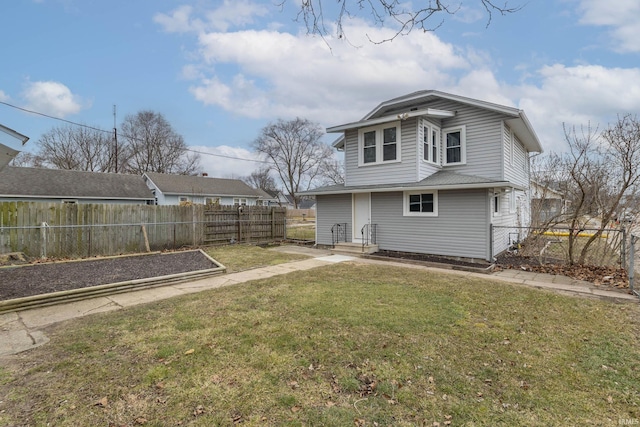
[358,121,401,166]
[443,125,466,165]
[422,123,440,164]
[403,190,438,217]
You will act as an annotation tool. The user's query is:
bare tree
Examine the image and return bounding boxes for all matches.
[533,116,640,265]
[33,125,117,172]
[119,110,200,175]
[9,151,44,168]
[288,0,521,42]
[243,167,279,193]
[318,158,345,186]
[253,117,332,208]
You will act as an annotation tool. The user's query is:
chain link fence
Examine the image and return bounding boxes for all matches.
[629,234,640,297]
[491,225,625,268]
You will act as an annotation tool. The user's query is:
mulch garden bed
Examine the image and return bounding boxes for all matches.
[371,249,630,291]
[494,252,629,289]
[0,251,217,301]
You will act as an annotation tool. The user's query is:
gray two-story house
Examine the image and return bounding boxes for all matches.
[304,90,543,262]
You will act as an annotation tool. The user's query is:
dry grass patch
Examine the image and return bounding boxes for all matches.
[1,263,639,426]
[204,244,310,272]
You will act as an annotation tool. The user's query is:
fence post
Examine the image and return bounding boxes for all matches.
[629,234,635,295]
[40,222,48,259]
[628,234,638,295]
[621,226,627,270]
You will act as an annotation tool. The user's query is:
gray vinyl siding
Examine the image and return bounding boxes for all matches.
[432,100,504,180]
[502,124,529,187]
[344,118,419,187]
[490,188,530,257]
[370,189,489,260]
[315,193,353,245]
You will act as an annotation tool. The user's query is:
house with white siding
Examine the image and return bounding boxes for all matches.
[143,172,269,206]
[302,90,543,262]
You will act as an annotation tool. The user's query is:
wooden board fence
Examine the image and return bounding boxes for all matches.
[0,202,286,259]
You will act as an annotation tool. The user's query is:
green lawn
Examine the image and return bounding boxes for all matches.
[1,258,639,426]
[204,244,310,272]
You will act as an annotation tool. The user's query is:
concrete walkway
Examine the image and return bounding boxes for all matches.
[1,246,636,357]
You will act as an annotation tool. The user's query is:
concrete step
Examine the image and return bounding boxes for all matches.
[331,242,379,256]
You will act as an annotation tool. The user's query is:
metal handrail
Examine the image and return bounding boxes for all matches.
[360,223,377,250]
[331,223,347,247]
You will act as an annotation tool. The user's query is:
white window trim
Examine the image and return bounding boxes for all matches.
[205,197,220,205]
[442,125,467,166]
[403,190,439,217]
[421,120,441,165]
[358,121,402,166]
[233,198,248,205]
[179,196,190,202]
[492,192,501,217]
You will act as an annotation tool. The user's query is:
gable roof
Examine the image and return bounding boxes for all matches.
[144,172,262,198]
[0,167,154,201]
[301,170,518,195]
[328,90,543,153]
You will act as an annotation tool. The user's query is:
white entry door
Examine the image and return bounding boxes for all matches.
[353,193,371,242]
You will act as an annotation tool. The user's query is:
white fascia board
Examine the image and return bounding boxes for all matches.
[365,90,521,120]
[0,124,29,146]
[326,108,455,133]
[307,181,522,195]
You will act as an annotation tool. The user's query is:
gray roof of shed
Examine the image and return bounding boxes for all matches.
[144,172,262,197]
[0,167,155,200]
[301,171,516,195]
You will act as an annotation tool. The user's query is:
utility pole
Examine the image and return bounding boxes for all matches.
[113,105,118,173]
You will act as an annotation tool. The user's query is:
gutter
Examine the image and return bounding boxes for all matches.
[303,181,523,196]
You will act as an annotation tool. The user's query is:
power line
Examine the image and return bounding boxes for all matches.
[0,101,109,133]
[0,100,270,164]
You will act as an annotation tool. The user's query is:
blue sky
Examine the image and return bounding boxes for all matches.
[1,0,639,177]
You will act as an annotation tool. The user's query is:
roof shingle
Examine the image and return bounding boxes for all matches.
[144,172,263,197]
[0,167,155,200]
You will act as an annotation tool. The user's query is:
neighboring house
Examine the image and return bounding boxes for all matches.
[0,123,29,172]
[530,181,568,225]
[0,166,155,204]
[143,172,268,206]
[264,190,295,208]
[254,188,279,206]
[303,90,543,261]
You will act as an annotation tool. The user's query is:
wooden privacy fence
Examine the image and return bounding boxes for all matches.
[0,202,287,259]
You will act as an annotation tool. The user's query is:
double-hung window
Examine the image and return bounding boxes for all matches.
[422,122,440,164]
[358,121,401,166]
[442,125,466,165]
[404,191,438,217]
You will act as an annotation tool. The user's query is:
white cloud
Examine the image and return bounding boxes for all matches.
[0,90,9,102]
[516,64,640,152]
[188,20,469,125]
[154,1,269,34]
[22,81,85,117]
[190,145,266,178]
[577,0,640,53]
[153,5,201,33]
